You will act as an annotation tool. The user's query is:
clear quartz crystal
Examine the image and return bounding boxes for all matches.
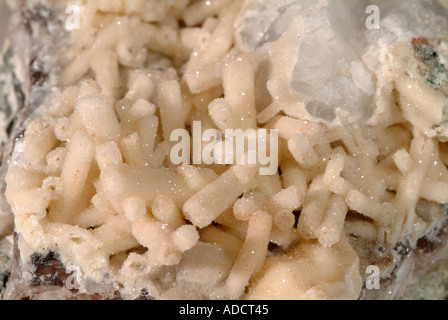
[238,0,448,122]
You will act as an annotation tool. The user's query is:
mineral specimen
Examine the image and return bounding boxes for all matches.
[1,0,448,300]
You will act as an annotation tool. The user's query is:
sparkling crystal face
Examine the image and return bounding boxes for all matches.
[239,0,448,122]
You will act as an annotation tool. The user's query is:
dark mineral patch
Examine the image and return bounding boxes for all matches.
[30,251,69,287]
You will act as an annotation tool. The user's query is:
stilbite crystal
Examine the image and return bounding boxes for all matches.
[2,0,448,301]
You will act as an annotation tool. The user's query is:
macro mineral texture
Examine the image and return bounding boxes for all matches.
[1,0,448,301]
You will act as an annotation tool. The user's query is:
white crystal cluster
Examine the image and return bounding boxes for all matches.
[238,0,448,122]
[3,0,448,301]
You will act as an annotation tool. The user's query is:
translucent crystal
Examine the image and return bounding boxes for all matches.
[238,0,448,122]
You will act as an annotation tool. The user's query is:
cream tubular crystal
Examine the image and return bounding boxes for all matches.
[2,0,448,301]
